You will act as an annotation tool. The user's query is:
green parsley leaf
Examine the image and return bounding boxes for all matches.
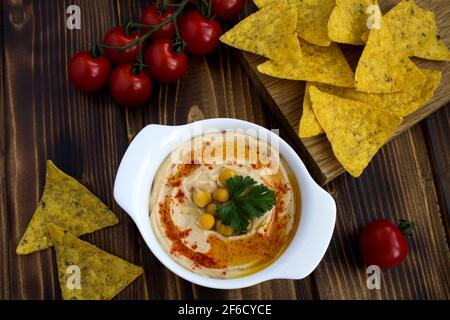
[216,175,276,234]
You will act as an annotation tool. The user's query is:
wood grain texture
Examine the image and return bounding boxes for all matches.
[264,109,450,299]
[114,0,313,301]
[239,0,450,184]
[421,107,450,246]
[1,0,449,301]
[316,126,450,299]
[0,0,9,300]
[2,0,142,299]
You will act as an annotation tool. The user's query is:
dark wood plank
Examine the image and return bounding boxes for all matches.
[0,0,9,300]
[2,0,144,299]
[312,125,450,299]
[114,0,314,300]
[421,107,450,246]
[2,0,449,301]
[238,1,450,184]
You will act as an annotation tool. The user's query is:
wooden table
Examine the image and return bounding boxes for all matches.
[1,0,449,300]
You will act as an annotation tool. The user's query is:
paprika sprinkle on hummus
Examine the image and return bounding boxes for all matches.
[150,132,300,278]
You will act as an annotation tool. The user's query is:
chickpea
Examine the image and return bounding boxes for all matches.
[215,220,234,236]
[206,203,217,215]
[193,188,212,208]
[198,214,215,230]
[218,168,235,185]
[213,187,230,203]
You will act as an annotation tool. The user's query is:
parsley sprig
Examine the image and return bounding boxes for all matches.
[216,175,276,234]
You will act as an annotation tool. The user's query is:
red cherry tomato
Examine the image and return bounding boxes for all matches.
[103,26,142,65]
[110,64,152,106]
[360,219,411,269]
[211,0,246,21]
[140,4,176,41]
[144,39,188,83]
[68,51,112,92]
[179,11,222,56]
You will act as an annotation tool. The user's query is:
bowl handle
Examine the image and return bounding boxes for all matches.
[272,185,336,280]
[113,124,177,225]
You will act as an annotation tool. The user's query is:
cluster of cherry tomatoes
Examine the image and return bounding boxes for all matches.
[68,0,246,106]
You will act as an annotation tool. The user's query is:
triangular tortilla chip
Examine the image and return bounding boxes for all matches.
[48,224,143,300]
[379,68,441,116]
[253,0,335,46]
[295,0,335,46]
[312,68,440,117]
[253,0,285,7]
[257,39,354,87]
[16,161,119,254]
[328,0,379,45]
[309,86,402,177]
[355,16,423,93]
[384,0,450,61]
[299,83,324,138]
[220,3,301,63]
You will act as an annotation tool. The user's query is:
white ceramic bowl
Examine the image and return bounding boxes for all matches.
[114,118,336,289]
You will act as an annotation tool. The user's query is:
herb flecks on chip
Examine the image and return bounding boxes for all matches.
[355,16,423,93]
[382,0,450,61]
[16,160,119,255]
[257,39,355,87]
[309,86,402,177]
[48,223,143,300]
[216,176,276,234]
[328,0,379,45]
[254,0,335,46]
[299,82,324,138]
[220,3,302,63]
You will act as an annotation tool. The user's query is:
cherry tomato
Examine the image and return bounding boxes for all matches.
[179,11,222,56]
[144,39,188,83]
[211,0,246,21]
[360,219,412,269]
[110,64,152,106]
[103,26,142,65]
[140,4,176,41]
[68,51,112,92]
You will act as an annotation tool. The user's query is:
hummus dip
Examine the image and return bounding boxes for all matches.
[150,132,300,278]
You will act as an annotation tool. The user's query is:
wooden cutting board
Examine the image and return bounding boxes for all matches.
[238,0,450,184]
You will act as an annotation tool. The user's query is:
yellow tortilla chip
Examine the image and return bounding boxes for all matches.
[253,0,289,7]
[361,31,369,43]
[257,39,354,87]
[317,68,439,116]
[313,83,384,107]
[355,16,423,93]
[384,0,450,61]
[328,0,379,45]
[16,161,119,254]
[220,3,301,63]
[309,86,402,177]
[295,0,335,46]
[48,224,143,300]
[379,68,441,116]
[253,0,335,46]
[299,83,324,138]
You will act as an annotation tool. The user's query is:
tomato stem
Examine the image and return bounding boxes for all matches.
[131,55,147,74]
[90,43,102,58]
[398,219,414,236]
[172,16,185,54]
[124,21,140,35]
[100,0,190,52]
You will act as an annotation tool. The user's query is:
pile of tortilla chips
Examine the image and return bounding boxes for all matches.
[16,161,143,299]
[221,0,449,177]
